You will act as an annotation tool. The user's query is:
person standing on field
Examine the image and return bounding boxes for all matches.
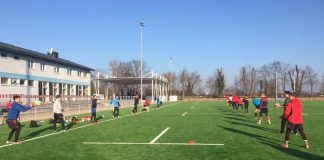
[257,93,271,125]
[281,92,309,149]
[53,95,65,132]
[113,96,121,119]
[132,93,140,114]
[243,96,250,114]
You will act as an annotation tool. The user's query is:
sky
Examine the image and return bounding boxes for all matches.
[1,0,324,85]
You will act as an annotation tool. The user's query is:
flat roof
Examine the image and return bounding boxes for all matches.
[0,42,94,71]
[96,77,169,84]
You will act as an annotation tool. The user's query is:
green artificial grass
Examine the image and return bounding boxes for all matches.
[0,101,323,160]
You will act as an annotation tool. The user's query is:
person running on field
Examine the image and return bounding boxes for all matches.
[252,96,261,118]
[257,93,271,125]
[243,95,250,114]
[281,92,309,149]
[91,98,97,123]
[113,96,121,119]
[132,93,140,114]
[6,95,34,144]
[53,95,65,132]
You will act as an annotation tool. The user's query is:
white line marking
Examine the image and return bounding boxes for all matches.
[150,127,170,144]
[182,112,187,117]
[0,103,179,149]
[83,142,224,146]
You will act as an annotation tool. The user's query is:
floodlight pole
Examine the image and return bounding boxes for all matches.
[170,57,173,95]
[140,22,145,106]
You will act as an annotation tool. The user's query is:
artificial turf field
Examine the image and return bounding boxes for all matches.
[0,101,323,160]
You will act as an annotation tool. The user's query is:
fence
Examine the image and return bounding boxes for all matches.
[183,97,324,102]
[0,98,137,123]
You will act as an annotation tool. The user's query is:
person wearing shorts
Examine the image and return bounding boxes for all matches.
[252,97,261,118]
[257,93,271,125]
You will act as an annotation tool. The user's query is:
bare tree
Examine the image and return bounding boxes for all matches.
[248,67,257,97]
[179,68,189,99]
[271,61,290,92]
[288,65,306,94]
[185,71,202,96]
[207,77,216,96]
[305,65,319,96]
[216,68,225,97]
[239,66,250,95]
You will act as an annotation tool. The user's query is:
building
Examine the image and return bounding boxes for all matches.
[0,42,93,103]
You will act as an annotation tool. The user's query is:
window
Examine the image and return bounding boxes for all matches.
[78,71,82,77]
[28,60,35,69]
[28,80,34,87]
[1,77,10,85]
[20,79,27,86]
[83,72,87,78]
[67,69,72,75]
[41,62,46,71]
[11,78,20,85]
[0,52,7,57]
[54,66,60,73]
[14,55,19,60]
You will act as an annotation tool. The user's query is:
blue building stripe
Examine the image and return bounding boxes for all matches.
[0,72,90,86]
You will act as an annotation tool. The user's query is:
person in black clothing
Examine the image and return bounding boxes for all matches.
[132,93,140,114]
[243,96,249,114]
[276,91,297,134]
[91,98,98,123]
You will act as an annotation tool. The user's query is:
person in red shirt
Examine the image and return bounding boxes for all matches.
[142,98,150,112]
[282,92,309,149]
[232,95,238,110]
[237,97,243,111]
[5,100,12,111]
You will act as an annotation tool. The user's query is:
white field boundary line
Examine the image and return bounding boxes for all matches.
[0,102,180,149]
[182,112,187,117]
[83,142,224,146]
[150,127,170,144]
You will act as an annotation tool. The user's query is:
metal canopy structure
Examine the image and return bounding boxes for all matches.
[95,71,169,101]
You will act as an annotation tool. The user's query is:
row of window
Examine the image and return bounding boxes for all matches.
[1,77,34,87]
[23,59,88,78]
[1,52,89,78]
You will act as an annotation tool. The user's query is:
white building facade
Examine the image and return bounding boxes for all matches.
[0,42,93,103]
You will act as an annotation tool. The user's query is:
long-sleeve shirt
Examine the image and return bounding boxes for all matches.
[53,100,63,114]
[6,101,31,120]
[260,97,268,109]
[284,98,303,124]
[113,99,120,108]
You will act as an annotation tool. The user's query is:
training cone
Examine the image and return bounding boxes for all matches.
[188,140,195,145]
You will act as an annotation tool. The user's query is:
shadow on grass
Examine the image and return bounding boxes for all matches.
[20,126,52,141]
[222,116,250,122]
[217,125,319,159]
[261,141,324,160]
[224,120,278,133]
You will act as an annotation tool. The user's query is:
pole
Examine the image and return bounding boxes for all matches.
[140,22,145,106]
[275,72,278,102]
[170,57,173,95]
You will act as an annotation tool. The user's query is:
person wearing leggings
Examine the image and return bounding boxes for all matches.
[282,92,309,149]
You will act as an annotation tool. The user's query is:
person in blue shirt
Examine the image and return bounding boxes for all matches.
[252,96,261,118]
[113,96,121,119]
[91,98,98,123]
[6,95,34,144]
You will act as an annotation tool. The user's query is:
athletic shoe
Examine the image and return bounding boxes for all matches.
[14,141,23,145]
[257,121,261,125]
[6,141,12,144]
[305,144,310,149]
[281,144,288,149]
